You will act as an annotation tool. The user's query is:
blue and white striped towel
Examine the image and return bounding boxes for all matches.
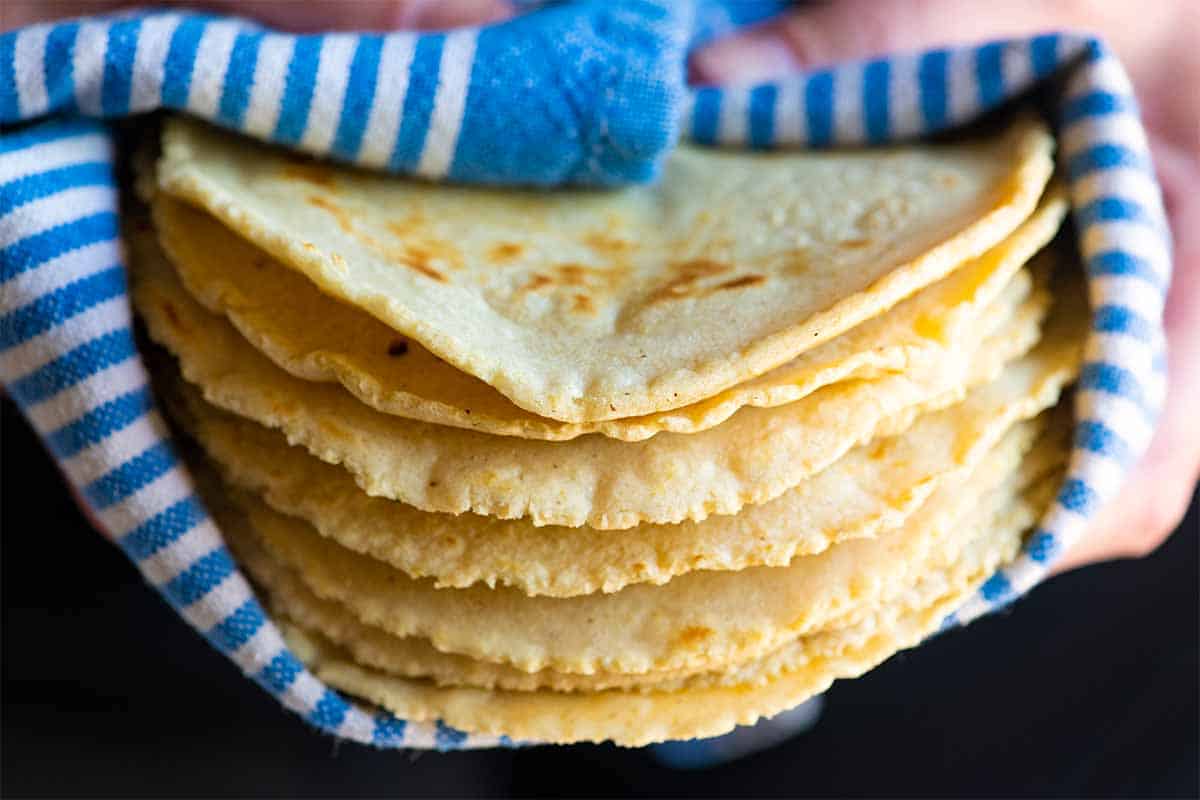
[0,1,1171,751]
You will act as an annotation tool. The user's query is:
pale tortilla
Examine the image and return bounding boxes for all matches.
[149,186,1066,440]
[156,115,1054,422]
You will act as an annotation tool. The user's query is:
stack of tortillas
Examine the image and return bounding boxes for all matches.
[128,112,1085,746]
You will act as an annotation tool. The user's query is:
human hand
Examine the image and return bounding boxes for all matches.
[694,0,1200,571]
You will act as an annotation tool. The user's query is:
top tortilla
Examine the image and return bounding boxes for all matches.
[156,115,1054,422]
[149,187,1066,441]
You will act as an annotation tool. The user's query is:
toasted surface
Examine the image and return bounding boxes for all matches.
[156,115,1054,422]
[150,186,1066,440]
[131,232,1080,529]
[167,283,1052,598]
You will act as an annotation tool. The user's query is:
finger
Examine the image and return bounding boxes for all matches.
[3,0,510,32]
[690,0,1185,88]
[190,0,510,32]
[1054,136,1200,571]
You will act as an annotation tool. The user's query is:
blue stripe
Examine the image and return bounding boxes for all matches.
[918,49,949,130]
[1079,360,1147,408]
[161,16,208,109]
[980,571,1013,602]
[6,327,135,406]
[1082,38,1108,64]
[83,439,177,510]
[0,31,16,122]
[804,69,834,147]
[1030,34,1060,78]
[257,651,303,694]
[101,18,142,116]
[1060,90,1134,126]
[1066,143,1150,181]
[119,494,208,561]
[1076,196,1161,229]
[332,35,383,159]
[162,547,235,608]
[208,598,266,652]
[0,263,124,349]
[0,211,118,283]
[45,385,153,459]
[389,34,444,171]
[273,35,323,145]
[44,22,79,114]
[0,117,102,154]
[372,711,407,745]
[975,41,1006,108]
[862,59,890,143]
[1058,477,1099,514]
[309,689,350,729]
[0,162,114,217]
[690,87,721,144]
[747,84,777,148]
[1093,303,1155,341]
[1024,529,1058,563]
[1087,250,1167,290]
[1074,418,1132,463]
[435,721,469,751]
[217,31,264,127]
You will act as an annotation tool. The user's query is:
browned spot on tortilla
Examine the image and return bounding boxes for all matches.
[556,263,590,286]
[386,210,428,239]
[571,293,596,314]
[839,237,872,249]
[713,274,766,292]
[936,171,961,189]
[673,626,714,648]
[387,338,409,357]
[521,274,554,292]
[385,216,462,275]
[306,195,450,282]
[488,242,525,262]
[646,258,732,303]
[583,230,635,256]
[307,194,356,236]
[397,240,460,280]
[283,161,337,188]
[782,247,812,276]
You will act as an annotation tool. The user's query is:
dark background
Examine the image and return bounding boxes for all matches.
[3,397,1197,798]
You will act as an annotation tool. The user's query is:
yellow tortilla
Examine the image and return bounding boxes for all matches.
[156,115,1054,422]
[280,469,1057,746]
[224,431,1065,693]
[149,187,1066,440]
[216,328,1078,677]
